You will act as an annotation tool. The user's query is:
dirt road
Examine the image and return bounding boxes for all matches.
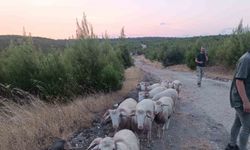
[135,57,235,150]
[70,57,243,150]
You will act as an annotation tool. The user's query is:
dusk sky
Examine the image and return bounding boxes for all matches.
[0,0,250,39]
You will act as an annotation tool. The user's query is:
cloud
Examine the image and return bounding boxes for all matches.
[220,27,233,35]
[160,22,166,26]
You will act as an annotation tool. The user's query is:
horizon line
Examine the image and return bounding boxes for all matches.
[0,33,232,40]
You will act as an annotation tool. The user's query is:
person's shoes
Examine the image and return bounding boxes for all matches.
[197,83,201,87]
[225,144,239,150]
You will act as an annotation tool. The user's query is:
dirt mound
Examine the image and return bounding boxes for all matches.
[0,83,35,105]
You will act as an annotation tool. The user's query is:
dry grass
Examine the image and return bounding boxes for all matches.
[168,64,234,80]
[139,55,234,81]
[0,67,143,150]
[204,65,234,80]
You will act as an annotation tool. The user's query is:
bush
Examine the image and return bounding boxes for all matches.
[35,53,73,98]
[118,44,133,68]
[185,48,196,70]
[213,21,250,68]
[185,43,201,70]
[63,39,124,94]
[0,42,39,90]
[100,64,123,91]
[0,38,125,101]
[161,45,184,67]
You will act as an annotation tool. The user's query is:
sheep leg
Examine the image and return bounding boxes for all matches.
[147,122,152,147]
[173,100,176,113]
[157,124,161,138]
[166,118,171,130]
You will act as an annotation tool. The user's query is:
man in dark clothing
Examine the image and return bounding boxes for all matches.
[195,47,208,87]
[225,50,250,150]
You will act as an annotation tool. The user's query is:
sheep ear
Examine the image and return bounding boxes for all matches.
[119,108,125,112]
[130,110,136,116]
[104,113,110,121]
[103,110,109,118]
[87,138,102,150]
[137,84,141,89]
[114,138,124,144]
[146,111,152,118]
[156,101,161,105]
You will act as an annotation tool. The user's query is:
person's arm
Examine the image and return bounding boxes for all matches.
[236,79,250,112]
[205,54,208,62]
[195,56,203,64]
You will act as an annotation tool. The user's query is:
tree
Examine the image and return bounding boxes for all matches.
[120,27,126,39]
[76,13,95,39]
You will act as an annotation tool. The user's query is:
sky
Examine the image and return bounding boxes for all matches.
[0,0,250,39]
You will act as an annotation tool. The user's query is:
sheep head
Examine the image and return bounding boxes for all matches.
[108,109,121,129]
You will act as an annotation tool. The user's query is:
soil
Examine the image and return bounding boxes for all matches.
[167,64,234,82]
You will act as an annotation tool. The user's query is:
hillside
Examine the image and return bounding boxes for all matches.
[0,35,71,51]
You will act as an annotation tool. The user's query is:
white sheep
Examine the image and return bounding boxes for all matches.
[168,81,174,89]
[172,80,182,97]
[137,82,149,91]
[87,129,140,150]
[160,80,171,88]
[134,98,155,147]
[152,88,178,102]
[154,96,174,139]
[147,86,166,98]
[138,91,146,102]
[103,98,137,132]
[138,85,166,101]
[147,83,161,90]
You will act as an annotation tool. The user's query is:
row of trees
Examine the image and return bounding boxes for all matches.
[136,20,250,70]
[0,14,133,102]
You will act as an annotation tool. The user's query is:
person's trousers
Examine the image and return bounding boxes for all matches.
[230,108,250,150]
[196,66,204,84]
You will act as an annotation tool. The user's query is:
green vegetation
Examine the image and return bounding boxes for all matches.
[1,19,249,102]
[126,20,250,70]
[0,15,133,102]
[0,37,131,101]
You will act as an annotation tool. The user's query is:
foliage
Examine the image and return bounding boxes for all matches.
[131,20,250,70]
[0,41,39,91]
[0,38,125,101]
[117,44,134,68]
[0,13,131,101]
[161,44,184,67]
[186,45,199,70]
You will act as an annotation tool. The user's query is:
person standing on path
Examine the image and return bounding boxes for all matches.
[226,50,250,150]
[195,47,208,87]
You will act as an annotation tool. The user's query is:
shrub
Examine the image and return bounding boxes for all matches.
[0,38,125,100]
[118,44,133,68]
[186,44,199,70]
[100,64,123,91]
[63,39,124,94]
[0,42,39,90]
[161,45,184,67]
[215,21,250,68]
[35,53,73,98]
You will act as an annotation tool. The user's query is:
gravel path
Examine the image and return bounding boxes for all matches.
[135,58,236,150]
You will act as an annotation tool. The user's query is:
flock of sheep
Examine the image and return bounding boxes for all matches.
[87,79,182,150]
